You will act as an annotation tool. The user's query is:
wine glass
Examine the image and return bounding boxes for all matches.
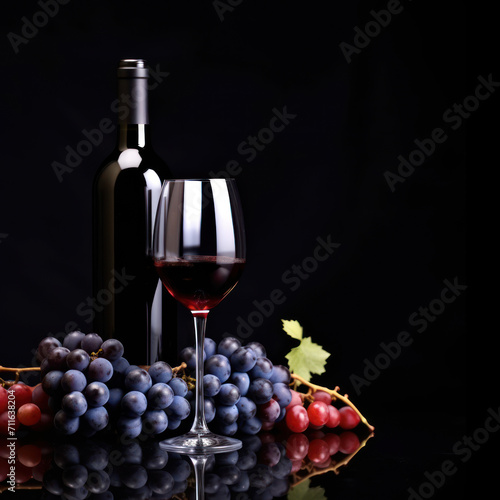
[153,179,246,453]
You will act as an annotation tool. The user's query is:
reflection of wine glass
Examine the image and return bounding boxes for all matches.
[153,179,246,453]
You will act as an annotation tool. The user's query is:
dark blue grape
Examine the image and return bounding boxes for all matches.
[215,383,241,406]
[86,470,110,494]
[239,416,262,435]
[215,421,238,436]
[215,404,238,425]
[205,354,231,383]
[272,382,292,408]
[47,347,71,370]
[80,443,109,471]
[53,443,80,468]
[42,468,64,495]
[148,470,174,495]
[54,410,80,435]
[236,396,257,420]
[121,390,147,416]
[37,337,62,363]
[249,357,274,379]
[230,470,250,492]
[62,464,88,489]
[106,387,124,413]
[62,391,88,417]
[61,370,87,393]
[147,382,174,410]
[216,464,241,485]
[271,454,293,479]
[62,331,86,351]
[165,395,190,420]
[230,346,257,372]
[88,358,114,383]
[111,356,130,375]
[205,473,222,494]
[167,417,181,430]
[205,397,216,423]
[248,464,273,488]
[83,406,109,431]
[141,442,168,470]
[218,337,241,357]
[100,339,124,361]
[142,410,168,434]
[85,381,110,407]
[269,364,291,384]
[231,371,250,396]
[168,377,188,397]
[148,361,173,384]
[125,367,152,393]
[80,333,103,354]
[236,448,257,470]
[42,370,65,395]
[204,338,217,358]
[117,415,142,438]
[245,341,266,358]
[166,458,191,482]
[276,406,286,422]
[248,378,273,404]
[66,349,90,371]
[118,465,148,489]
[204,374,221,397]
[180,346,205,370]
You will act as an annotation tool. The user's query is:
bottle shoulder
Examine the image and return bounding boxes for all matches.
[94,147,172,183]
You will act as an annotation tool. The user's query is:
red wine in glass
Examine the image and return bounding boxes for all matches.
[154,256,245,312]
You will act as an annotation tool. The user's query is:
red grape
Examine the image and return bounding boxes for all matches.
[315,456,332,468]
[285,390,302,411]
[32,384,50,412]
[286,405,309,433]
[339,406,360,429]
[261,421,275,431]
[14,461,32,483]
[308,438,330,464]
[0,387,8,413]
[324,432,341,455]
[339,431,360,454]
[286,433,309,460]
[17,403,42,426]
[313,390,332,405]
[9,384,32,409]
[307,401,329,427]
[326,405,340,428]
[291,459,303,473]
[17,444,42,467]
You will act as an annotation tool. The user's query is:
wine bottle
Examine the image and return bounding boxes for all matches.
[92,59,177,365]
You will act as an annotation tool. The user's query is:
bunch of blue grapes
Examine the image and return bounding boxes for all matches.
[36,332,191,437]
[181,337,292,436]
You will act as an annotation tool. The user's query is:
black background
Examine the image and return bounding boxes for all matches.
[0,0,484,498]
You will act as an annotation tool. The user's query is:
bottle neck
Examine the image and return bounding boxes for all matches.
[117,124,151,150]
[116,75,150,150]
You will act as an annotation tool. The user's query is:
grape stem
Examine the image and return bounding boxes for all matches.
[0,366,41,387]
[290,373,375,432]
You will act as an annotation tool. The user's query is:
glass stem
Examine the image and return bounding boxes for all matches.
[189,455,209,500]
[191,311,209,435]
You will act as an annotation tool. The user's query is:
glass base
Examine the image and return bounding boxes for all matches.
[159,431,242,454]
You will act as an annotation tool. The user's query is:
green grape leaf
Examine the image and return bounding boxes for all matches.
[285,336,330,383]
[282,319,303,341]
[287,479,327,500]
